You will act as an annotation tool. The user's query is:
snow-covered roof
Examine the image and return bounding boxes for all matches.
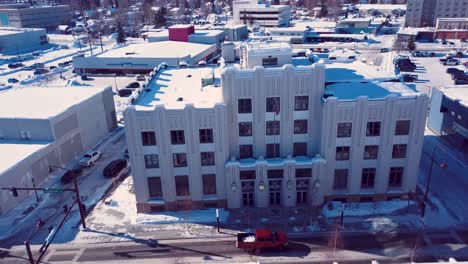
[324,61,419,100]
[325,81,419,100]
[0,140,50,175]
[439,86,468,108]
[0,86,105,119]
[355,4,406,11]
[190,30,224,37]
[97,41,215,59]
[135,66,223,110]
[0,27,44,36]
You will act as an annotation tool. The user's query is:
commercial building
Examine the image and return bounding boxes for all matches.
[428,87,468,154]
[124,44,428,212]
[0,86,117,215]
[0,4,71,31]
[240,41,292,69]
[435,18,468,40]
[73,41,217,75]
[232,0,291,27]
[224,25,249,41]
[0,27,47,54]
[336,18,372,34]
[405,0,468,27]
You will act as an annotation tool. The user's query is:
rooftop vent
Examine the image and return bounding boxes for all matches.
[177,97,183,102]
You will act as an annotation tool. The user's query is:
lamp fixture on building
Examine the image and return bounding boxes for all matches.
[314,179,321,189]
[258,181,265,191]
[231,182,237,192]
[287,180,292,190]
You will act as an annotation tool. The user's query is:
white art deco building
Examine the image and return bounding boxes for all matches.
[124,45,428,212]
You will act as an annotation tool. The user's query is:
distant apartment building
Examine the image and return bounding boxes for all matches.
[124,43,428,212]
[0,87,117,215]
[405,0,468,27]
[435,18,468,40]
[233,0,291,27]
[0,4,71,31]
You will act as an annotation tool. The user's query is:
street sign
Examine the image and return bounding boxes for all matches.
[44,188,64,193]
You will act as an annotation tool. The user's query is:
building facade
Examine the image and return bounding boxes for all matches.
[405,0,468,27]
[435,18,468,39]
[0,4,71,31]
[124,55,429,212]
[0,27,47,54]
[0,86,117,215]
[232,0,291,27]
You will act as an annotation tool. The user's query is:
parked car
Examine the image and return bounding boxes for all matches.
[7,78,19,83]
[412,51,422,57]
[61,168,83,184]
[421,51,436,57]
[179,61,188,68]
[49,66,56,70]
[81,75,89,81]
[34,68,49,75]
[236,229,288,253]
[198,60,207,67]
[136,75,146,81]
[126,82,140,89]
[8,63,24,69]
[22,65,35,70]
[454,78,468,85]
[118,88,133,97]
[452,72,467,80]
[380,48,390,53]
[455,51,464,58]
[447,68,463,75]
[78,151,102,167]
[31,63,44,69]
[400,74,418,82]
[443,59,460,66]
[103,159,127,178]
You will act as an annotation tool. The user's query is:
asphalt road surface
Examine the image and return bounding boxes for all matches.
[3,230,468,263]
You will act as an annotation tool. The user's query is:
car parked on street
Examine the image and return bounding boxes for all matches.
[136,75,146,81]
[7,78,19,83]
[455,78,468,85]
[78,151,102,167]
[126,82,140,89]
[34,68,49,75]
[380,48,390,53]
[103,159,127,178]
[118,88,133,97]
[61,167,83,184]
[443,59,460,66]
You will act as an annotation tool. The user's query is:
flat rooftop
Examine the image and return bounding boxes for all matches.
[135,66,223,110]
[0,27,43,36]
[324,61,419,100]
[0,86,104,119]
[0,140,50,175]
[97,41,215,59]
[439,87,468,108]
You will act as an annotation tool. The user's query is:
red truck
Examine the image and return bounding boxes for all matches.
[236,229,288,253]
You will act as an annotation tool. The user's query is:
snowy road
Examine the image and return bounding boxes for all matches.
[0,127,127,248]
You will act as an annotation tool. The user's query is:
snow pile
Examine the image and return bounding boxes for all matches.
[322,200,414,218]
[66,79,91,87]
[136,208,229,225]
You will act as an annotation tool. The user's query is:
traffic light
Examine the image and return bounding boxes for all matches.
[10,187,18,197]
[63,205,68,214]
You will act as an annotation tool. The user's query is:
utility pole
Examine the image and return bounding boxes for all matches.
[421,146,447,218]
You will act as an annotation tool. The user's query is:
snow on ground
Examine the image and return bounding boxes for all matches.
[322,200,415,218]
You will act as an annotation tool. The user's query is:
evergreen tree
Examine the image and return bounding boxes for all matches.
[407,39,416,51]
[154,6,167,28]
[116,20,126,44]
[319,0,328,18]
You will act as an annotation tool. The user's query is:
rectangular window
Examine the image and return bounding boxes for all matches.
[175,175,190,196]
[392,144,407,159]
[267,169,283,178]
[293,142,307,156]
[363,145,379,160]
[395,120,411,135]
[202,174,216,195]
[337,123,352,138]
[266,143,280,158]
[147,177,162,198]
[294,120,308,134]
[144,154,159,168]
[141,131,156,146]
[238,98,252,114]
[172,153,187,167]
[239,122,252,137]
[389,167,403,187]
[366,122,381,137]
[266,97,280,113]
[336,146,350,160]
[361,168,376,189]
[296,168,312,178]
[170,130,185,145]
[262,57,278,66]
[294,96,309,111]
[199,129,213,143]
[240,170,255,180]
[266,121,280,135]
[200,152,215,166]
[333,169,348,190]
[239,145,253,159]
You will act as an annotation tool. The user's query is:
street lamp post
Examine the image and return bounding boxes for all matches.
[421,146,447,218]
